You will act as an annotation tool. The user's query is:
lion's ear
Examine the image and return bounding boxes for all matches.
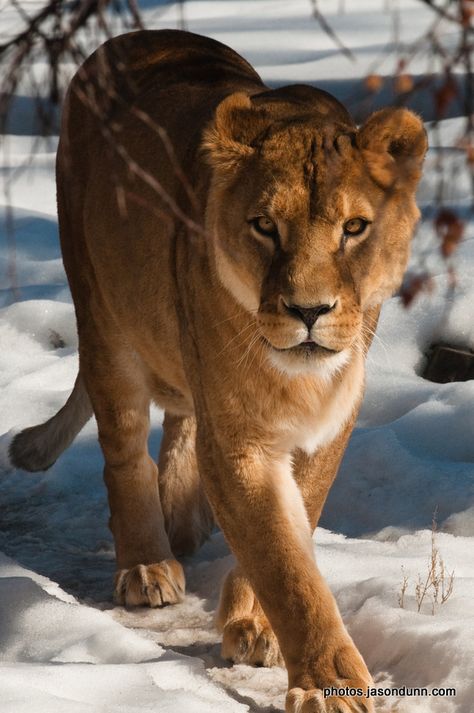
[202,92,270,170]
[358,108,427,189]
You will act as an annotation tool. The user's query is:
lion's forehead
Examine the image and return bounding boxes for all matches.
[256,169,377,226]
[252,126,379,224]
[259,121,356,157]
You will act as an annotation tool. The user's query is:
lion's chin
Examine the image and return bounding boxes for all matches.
[264,340,351,381]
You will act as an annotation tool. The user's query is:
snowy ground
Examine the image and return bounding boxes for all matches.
[1,1,474,712]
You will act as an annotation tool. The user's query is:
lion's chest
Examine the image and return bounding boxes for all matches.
[278,357,364,456]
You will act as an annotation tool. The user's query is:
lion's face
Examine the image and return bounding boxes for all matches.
[204,93,427,377]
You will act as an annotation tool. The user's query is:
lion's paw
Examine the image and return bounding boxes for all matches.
[286,687,374,713]
[222,616,283,667]
[114,560,185,607]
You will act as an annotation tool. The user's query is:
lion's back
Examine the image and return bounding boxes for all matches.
[61,30,263,154]
[57,30,265,242]
[55,30,265,392]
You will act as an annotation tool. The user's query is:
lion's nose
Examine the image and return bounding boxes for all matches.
[283,301,336,330]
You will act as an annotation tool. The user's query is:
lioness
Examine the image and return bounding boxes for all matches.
[9,30,426,712]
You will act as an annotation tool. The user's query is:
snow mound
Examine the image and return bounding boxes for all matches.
[0,552,248,713]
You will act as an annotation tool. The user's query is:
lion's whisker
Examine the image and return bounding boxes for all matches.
[235,329,261,370]
[359,324,396,385]
[211,308,258,329]
[243,333,266,379]
[215,320,258,358]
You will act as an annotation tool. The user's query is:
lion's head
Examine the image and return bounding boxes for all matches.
[203,87,427,378]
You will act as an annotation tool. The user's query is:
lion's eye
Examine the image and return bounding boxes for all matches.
[343,218,369,237]
[250,216,278,239]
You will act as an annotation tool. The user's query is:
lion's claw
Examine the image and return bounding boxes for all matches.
[114,559,185,607]
[286,687,373,713]
[222,615,283,667]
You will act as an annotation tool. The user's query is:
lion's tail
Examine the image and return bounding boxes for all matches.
[8,372,93,472]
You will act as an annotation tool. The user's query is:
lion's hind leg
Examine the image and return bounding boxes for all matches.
[80,332,184,608]
[158,412,214,557]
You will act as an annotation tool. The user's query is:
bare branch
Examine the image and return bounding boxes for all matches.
[309,0,355,62]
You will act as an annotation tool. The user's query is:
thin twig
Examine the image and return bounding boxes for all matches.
[309,0,355,61]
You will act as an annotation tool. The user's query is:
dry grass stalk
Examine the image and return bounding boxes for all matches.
[397,567,409,609]
[398,508,455,615]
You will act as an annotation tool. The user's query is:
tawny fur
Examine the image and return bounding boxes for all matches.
[9,30,427,713]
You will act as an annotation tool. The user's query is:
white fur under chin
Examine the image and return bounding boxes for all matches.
[267,347,350,383]
[0,429,18,472]
[276,350,365,456]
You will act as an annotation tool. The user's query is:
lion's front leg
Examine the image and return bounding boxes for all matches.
[217,421,356,670]
[217,565,283,667]
[196,427,373,713]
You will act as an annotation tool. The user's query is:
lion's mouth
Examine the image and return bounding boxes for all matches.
[262,338,339,357]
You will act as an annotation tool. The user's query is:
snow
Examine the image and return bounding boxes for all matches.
[1,1,474,711]
[0,553,249,712]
